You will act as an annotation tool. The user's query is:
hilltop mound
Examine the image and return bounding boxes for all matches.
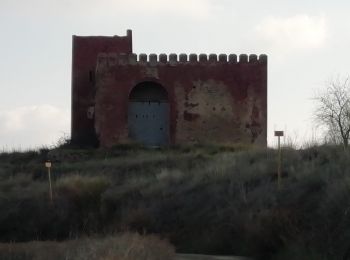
[0,144,349,259]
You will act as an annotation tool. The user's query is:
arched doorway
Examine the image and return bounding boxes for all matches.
[128,82,169,146]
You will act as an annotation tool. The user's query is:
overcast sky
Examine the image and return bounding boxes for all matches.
[1,0,350,149]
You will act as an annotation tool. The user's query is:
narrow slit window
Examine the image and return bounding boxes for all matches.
[89,71,94,83]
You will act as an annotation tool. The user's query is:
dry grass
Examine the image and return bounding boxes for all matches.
[1,144,350,259]
[0,233,175,260]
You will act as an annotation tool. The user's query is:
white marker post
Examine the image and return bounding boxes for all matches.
[45,161,53,203]
[274,131,284,190]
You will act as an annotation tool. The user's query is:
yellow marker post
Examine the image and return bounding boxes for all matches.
[45,161,53,203]
[274,131,284,190]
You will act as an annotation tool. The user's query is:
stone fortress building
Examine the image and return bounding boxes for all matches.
[71,30,267,147]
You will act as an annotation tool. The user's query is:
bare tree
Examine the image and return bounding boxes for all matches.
[314,76,350,148]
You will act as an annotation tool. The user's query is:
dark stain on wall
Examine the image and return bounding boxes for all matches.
[183,111,200,122]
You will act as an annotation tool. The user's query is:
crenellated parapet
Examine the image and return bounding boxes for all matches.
[96,53,267,71]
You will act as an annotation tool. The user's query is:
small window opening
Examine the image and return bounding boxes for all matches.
[89,71,94,83]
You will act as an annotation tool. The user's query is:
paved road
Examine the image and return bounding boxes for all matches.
[176,254,251,260]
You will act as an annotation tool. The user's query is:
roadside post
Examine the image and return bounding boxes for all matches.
[45,160,53,203]
[274,131,284,190]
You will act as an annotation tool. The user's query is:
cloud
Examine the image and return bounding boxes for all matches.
[256,14,328,53]
[134,0,210,15]
[92,0,214,20]
[1,0,214,20]
[0,105,69,150]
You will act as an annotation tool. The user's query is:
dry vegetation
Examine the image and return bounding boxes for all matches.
[0,233,175,260]
[0,143,350,259]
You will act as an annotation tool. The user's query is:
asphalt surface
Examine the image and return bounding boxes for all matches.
[176,254,251,260]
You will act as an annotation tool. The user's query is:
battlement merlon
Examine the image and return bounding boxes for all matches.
[95,53,268,72]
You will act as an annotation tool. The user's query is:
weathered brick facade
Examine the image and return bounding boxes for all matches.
[71,30,267,147]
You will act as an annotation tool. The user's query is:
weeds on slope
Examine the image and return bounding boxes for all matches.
[0,144,350,259]
[0,233,175,260]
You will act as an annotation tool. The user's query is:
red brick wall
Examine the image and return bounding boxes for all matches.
[71,30,132,145]
[93,53,267,147]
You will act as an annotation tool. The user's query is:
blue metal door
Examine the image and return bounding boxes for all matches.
[128,101,169,146]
